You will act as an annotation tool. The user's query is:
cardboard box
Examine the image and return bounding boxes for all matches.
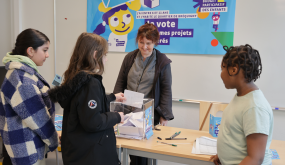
[209,114,221,137]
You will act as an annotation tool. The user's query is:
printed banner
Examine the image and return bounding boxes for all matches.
[87,0,236,55]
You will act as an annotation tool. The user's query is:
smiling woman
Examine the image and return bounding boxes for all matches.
[113,23,173,165]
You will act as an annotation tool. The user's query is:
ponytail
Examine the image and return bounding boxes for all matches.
[11,28,49,56]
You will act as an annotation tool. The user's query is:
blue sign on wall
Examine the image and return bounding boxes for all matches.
[87,0,236,55]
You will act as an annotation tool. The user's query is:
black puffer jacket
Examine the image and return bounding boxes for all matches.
[48,72,121,165]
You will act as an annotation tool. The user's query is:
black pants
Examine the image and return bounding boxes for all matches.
[3,143,13,165]
[130,119,159,165]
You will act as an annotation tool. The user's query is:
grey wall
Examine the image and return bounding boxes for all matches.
[5,0,284,141]
[54,0,285,140]
[21,0,55,85]
[0,0,12,65]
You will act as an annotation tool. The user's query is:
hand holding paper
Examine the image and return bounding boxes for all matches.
[115,92,126,102]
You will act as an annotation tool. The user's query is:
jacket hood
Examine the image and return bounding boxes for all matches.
[3,52,39,73]
[154,48,171,70]
[48,72,91,109]
[5,61,37,76]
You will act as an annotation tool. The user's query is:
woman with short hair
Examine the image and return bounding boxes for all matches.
[113,23,174,165]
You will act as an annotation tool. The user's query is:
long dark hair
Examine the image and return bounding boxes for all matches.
[63,33,108,85]
[11,28,50,56]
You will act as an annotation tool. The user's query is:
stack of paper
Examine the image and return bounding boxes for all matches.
[117,112,144,139]
[192,136,217,155]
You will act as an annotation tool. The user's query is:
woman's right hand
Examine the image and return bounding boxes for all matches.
[210,154,221,165]
[118,112,124,123]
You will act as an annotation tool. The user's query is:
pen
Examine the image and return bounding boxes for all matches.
[157,141,177,147]
[165,138,187,140]
[172,131,181,138]
[169,132,177,139]
[157,137,162,140]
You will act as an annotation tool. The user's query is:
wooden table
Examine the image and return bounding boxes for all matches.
[117,126,285,165]
[58,125,285,165]
[270,140,285,165]
[118,126,214,165]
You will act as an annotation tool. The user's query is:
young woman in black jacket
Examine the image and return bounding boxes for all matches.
[48,33,125,165]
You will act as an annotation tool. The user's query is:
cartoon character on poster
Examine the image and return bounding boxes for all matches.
[93,0,141,52]
[214,122,220,136]
[212,12,220,32]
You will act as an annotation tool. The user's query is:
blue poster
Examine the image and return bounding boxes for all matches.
[271,149,280,160]
[54,115,63,131]
[87,0,236,55]
[144,106,153,139]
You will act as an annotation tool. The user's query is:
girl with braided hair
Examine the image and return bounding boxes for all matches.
[210,44,273,165]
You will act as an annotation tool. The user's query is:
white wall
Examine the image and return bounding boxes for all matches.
[8,0,285,141]
[0,0,12,64]
[21,0,55,85]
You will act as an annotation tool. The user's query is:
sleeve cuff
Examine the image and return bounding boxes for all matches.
[245,131,269,137]
[115,112,121,123]
[108,93,116,102]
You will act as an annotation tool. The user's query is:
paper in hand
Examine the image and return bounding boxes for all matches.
[123,90,144,108]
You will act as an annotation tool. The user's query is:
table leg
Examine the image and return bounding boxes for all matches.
[55,149,59,165]
[117,147,122,162]
[153,159,157,165]
[147,158,153,165]
[123,148,129,165]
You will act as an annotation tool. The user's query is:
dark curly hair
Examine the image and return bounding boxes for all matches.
[222,44,262,82]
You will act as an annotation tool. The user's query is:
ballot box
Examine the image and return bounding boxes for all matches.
[110,99,154,140]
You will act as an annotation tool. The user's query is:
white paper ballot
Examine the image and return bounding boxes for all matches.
[118,126,144,136]
[192,136,217,155]
[123,90,144,108]
[119,112,143,128]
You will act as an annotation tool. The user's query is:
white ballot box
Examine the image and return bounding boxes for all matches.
[110,99,154,140]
